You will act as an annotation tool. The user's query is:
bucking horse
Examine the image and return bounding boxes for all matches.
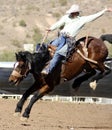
[8,36,111,121]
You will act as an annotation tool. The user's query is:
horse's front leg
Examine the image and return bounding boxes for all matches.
[14,82,38,116]
[21,84,51,120]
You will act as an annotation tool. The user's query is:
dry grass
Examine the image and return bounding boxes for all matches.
[0,0,112,60]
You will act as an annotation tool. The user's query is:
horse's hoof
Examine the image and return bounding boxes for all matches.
[20,116,28,122]
[89,80,97,90]
[13,112,21,117]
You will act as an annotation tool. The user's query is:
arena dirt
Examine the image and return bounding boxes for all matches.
[0,99,112,130]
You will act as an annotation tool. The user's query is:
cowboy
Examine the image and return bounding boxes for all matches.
[41,4,112,75]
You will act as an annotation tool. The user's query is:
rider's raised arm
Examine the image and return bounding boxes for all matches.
[49,15,66,31]
[82,8,112,23]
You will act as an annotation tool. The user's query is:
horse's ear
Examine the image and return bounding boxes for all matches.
[15,52,17,56]
[15,53,18,60]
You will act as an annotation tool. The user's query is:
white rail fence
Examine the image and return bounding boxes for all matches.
[0,94,112,104]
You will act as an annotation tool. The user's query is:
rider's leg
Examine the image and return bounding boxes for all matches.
[41,36,66,75]
[51,35,66,50]
[41,53,64,74]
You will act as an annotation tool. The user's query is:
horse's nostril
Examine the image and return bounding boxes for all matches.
[8,80,14,86]
[8,77,13,82]
[8,78,11,82]
[9,80,13,83]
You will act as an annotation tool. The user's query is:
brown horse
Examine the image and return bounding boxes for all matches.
[8,36,111,120]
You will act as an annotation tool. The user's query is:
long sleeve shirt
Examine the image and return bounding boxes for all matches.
[50,8,107,38]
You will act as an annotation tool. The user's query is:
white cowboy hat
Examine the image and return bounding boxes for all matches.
[66,4,80,14]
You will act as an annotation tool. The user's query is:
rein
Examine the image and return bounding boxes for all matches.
[36,32,49,53]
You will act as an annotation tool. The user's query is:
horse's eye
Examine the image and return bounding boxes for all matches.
[22,64,26,67]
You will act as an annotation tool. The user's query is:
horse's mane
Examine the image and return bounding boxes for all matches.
[17,43,50,62]
[16,51,32,62]
[16,44,50,74]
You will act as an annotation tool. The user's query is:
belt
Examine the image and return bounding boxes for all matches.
[60,32,74,39]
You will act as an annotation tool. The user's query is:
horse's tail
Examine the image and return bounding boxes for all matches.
[100,34,112,44]
[105,57,112,61]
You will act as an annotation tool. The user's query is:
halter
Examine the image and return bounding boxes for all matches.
[11,61,31,78]
[11,70,23,78]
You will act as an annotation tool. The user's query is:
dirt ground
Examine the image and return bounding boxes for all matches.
[0,99,112,130]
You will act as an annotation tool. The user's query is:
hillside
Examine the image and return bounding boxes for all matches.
[0,0,112,61]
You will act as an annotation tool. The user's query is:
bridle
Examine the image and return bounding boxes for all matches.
[11,61,31,79]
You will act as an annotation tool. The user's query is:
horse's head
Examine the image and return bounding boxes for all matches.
[9,44,50,86]
[9,51,32,86]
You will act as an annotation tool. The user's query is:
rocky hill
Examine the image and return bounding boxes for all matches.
[0,0,112,60]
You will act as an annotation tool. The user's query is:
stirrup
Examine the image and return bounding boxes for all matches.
[62,60,66,63]
[41,69,49,77]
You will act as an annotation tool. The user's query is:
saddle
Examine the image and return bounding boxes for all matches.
[48,39,88,62]
[76,37,98,64]
[66,36,98,64]
[47,36,98,65]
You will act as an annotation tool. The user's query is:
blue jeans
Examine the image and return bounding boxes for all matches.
[42,35,75,74]
[48,53,64,73]
[46,35,66,73]
[51,35,66,51]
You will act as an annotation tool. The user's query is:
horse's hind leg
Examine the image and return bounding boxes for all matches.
[90,64,111,90]
[21,84,51,120]
[72,69,96,91]
[14,82,38,116]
